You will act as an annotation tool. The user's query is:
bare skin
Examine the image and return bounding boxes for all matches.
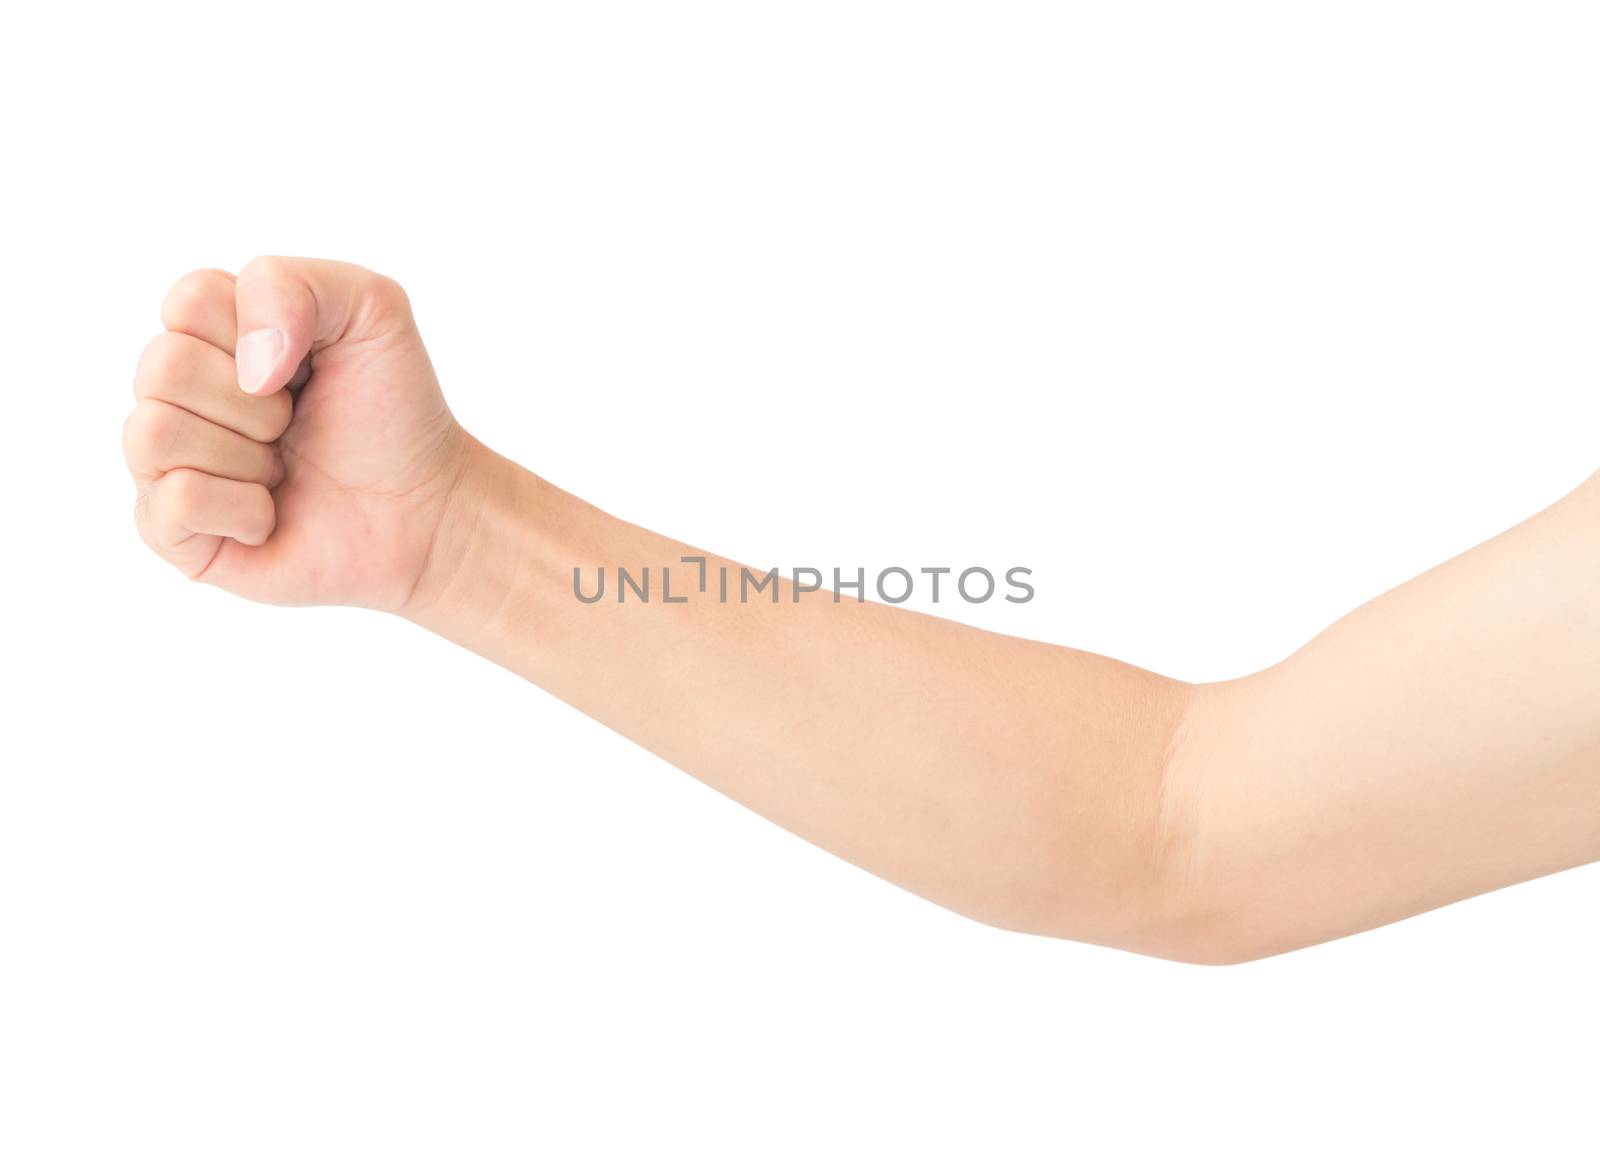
[124,257,1600,964]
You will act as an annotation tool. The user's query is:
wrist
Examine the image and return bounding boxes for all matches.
[400,435,546,642]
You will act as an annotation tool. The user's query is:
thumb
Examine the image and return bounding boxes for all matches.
[234,256,414,396]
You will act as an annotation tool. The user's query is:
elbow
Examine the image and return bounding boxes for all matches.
[1014,880,1305,967]
[1126,683,1292,966]
[976,826,1303,964]
[1037,683,1302,967]
[1009,879,1300,967]
[1125,903,1299,967]
[960,679,1314,965]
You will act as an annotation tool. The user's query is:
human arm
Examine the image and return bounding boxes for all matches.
[124,257,1600,963]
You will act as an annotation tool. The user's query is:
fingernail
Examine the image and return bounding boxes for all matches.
[237,328,284,394]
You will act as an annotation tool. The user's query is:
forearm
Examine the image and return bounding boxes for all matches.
[406,440,1197,954]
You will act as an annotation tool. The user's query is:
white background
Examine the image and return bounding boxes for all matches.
[4,2,1599,1157]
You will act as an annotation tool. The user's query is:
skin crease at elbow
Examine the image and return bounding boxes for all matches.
[123,256,1600,966]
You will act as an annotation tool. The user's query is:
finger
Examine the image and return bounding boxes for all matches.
[123,399,282,488]
[234,255,415,396]
[135,469,276,579]
[160,268,238,354]
[134,330,292,443]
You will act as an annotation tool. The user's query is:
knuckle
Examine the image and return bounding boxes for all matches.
[133,330,189,397]
[238,254,288,284]
[367,271,411,313]
[121,399,181,467]
[163,467,203,508]
[353,269,415,335]
[160,268,232,331]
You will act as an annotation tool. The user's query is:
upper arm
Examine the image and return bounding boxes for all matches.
[1145,475,1600,963]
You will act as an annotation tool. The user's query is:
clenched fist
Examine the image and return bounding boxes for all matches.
[125,258,473,611]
